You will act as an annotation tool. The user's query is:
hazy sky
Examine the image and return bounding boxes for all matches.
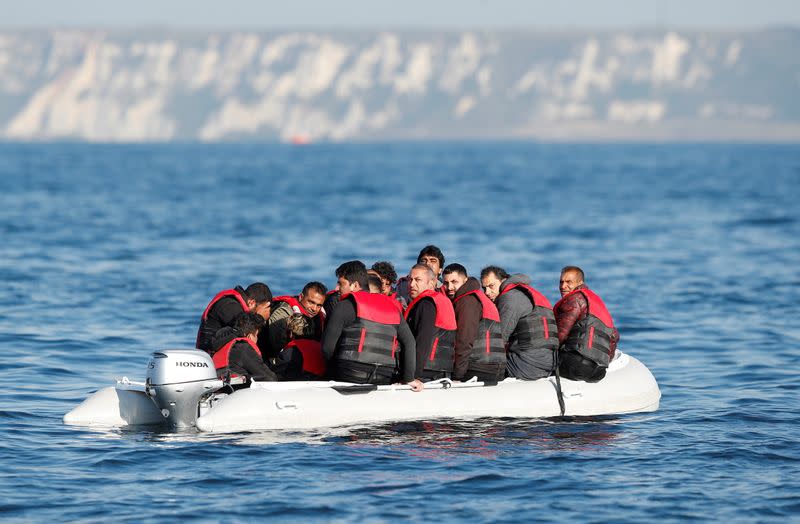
[0,0,798,29]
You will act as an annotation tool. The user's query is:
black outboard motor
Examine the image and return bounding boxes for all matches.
[145,349,224,428]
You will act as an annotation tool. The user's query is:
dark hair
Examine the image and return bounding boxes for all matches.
[302,281,328,296]
[417,245,445,268]
[370,261,397,284]
[335,260,363,278]
[561,266,585,282]
[335,260,369,291]
[480,265,509,281]
[245,282,272,304]
[443,263,467,278]
[367,274,383,293]
[234,312,265,337]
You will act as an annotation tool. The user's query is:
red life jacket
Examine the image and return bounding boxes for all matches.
[201,289,249,321]
[454,288,506,366]
[283,339,327,377]
[497,283,559,355]
[554,287,616,367]
[212,337,262,377]
[196,288,250,351]
[404,289,457,373]
[336,291,403,368]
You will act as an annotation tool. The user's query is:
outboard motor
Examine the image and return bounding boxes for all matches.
[145,349,224,428]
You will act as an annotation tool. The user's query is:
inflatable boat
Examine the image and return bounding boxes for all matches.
[64,349,660,433]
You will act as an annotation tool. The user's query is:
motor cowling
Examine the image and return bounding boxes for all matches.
[145,349,224,428]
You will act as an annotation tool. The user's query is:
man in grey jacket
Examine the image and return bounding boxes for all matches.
[480,266,558,380]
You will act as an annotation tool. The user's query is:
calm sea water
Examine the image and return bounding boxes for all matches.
[1,142,798,522]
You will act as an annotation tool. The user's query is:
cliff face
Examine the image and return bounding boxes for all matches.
[1,28,798,141]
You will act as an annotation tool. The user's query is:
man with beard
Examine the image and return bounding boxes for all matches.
[443,264,506,382]
[553,266,619,382]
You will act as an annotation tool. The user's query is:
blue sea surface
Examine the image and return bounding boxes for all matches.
[1,142,798,522]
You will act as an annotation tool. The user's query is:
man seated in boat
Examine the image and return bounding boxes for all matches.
[554,266,619,382]
[480,266,558,380]
[263,282,328,380]
[263,282,327,357]
[196,282,273,355]
[322,260,423,391]
[211,312,278,387]
[442,263,507,383]
[404,264,457,381]
[395,245,446,306]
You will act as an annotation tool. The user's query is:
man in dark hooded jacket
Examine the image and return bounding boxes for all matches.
[481,266,558,380]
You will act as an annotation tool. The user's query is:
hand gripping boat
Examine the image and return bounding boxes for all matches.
[64,349,661,433]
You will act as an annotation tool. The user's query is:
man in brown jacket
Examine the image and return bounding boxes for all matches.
[443,264,506,382]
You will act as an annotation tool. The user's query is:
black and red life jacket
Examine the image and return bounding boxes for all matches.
[497,283,559,355]
[212,337,261,378]
[554,287,616,367]
[335,291,403,368]
[201,289,249,321]
[404,289,457,373]
[196,288,249,352]
[453,288,506,366]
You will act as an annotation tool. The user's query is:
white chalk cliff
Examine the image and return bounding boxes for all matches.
[0,28,797,141]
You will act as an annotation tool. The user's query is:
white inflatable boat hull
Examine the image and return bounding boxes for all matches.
[63,380,164,427]
[64,352,660,434]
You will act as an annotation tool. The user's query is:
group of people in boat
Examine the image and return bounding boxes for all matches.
[195,245,619,392]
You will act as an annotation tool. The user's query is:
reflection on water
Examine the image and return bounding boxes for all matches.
[69,416,630,451]
[330,417,625,455]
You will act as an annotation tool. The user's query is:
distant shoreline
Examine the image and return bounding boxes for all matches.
[2,28,798,143]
